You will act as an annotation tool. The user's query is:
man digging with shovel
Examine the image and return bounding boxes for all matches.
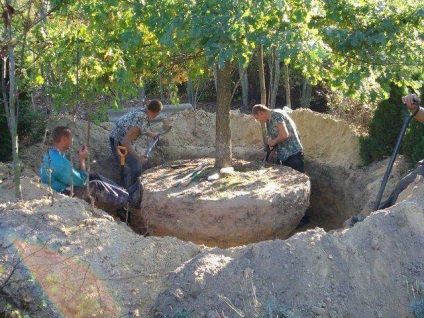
[109,99,163,192]
[378,93,424,209]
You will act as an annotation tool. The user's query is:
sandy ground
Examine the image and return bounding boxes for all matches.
[1,108,423,317]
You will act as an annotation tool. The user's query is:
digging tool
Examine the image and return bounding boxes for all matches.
[181,166,208,187]
[117,145,128,187]
[172,164,205,188]
[165,163,200,169]
[145,126,172,158]
[117,145,131,225]
[373,102,420,211]
[265,145,276,163]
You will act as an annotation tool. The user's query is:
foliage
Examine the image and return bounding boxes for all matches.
[359,85,405,165]
[323,89,374,134]
[401,120,424,167]
[317,0,424,100]
[1,0,424,167]
[360,84,424,167]
[0,98,46,162]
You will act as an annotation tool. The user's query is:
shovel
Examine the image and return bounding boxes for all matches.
[117,145,128,188]
[145,126,172,159]
[117,145,131,225]
[373,102,420,211]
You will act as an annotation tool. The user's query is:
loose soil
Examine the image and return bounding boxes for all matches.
[1,108,423,318]
[138,158,310,247]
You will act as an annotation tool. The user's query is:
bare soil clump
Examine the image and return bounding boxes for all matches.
[2,108,423,317]
[139,158,310,247]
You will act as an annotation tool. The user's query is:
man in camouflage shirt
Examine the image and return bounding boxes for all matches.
[109,99,163,189]
[252,104,304,173]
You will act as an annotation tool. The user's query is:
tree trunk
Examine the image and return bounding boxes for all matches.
[193,76,200,110]
[213,64,218,93]
[267,48,273,107]
[258,46,266,105]
[2,2,22,200]
[257,46,267,148]
[187,77,194,105]
[238,61,248,113]
[283,64,291,109]
[270,48,280,109]
[159,66,165,101]
[301,77,312,108]
[215,61,232,168]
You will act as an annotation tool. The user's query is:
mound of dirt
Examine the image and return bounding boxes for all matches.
[151,195,424,318]
[0,176,202,317]
[1,163,424,317]
[4,107,423,317]
[155,109,264,162]
[290,108,362,168]
[139,159,310,247]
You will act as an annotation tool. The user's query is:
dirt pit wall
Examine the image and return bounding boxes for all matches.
[19,108,408,233]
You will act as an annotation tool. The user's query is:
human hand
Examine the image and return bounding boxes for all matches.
[139,155,148,164]
[402,94,420,111]
[267,137,275,147]
[78,145,89,160]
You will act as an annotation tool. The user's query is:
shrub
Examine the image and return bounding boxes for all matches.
[0,97,46,162]
[359,85,406,165]
[401,117,424,167]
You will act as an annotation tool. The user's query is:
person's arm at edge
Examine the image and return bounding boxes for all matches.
[121,126,147,163]
[403,94,424,123]
[78,145,88,171]
[414,108,424,123]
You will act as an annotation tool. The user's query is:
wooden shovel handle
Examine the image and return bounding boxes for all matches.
[117,146,128,166]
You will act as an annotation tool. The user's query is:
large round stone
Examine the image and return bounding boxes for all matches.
[137,159,310,247]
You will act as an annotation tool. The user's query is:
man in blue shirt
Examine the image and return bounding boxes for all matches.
[252,104,305,173]
[40,126,142,213]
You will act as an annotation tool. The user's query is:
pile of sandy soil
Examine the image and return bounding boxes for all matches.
[151,193,424,318]
[153,109,264,163]
[1,108,423,317]
[0,173,202,317]
[290,108,362,168]
[1,165,423,317]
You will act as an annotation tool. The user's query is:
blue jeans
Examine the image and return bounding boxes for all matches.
[110,137,142,190]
